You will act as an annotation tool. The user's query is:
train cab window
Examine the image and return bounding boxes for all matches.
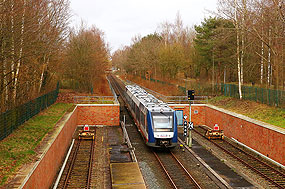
[176,110,183,126]
[152,112,173,131]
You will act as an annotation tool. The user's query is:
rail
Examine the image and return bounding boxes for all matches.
[121,120,137,162]
[109,75,138,162]
[194,126,285,189]
[177,138,231,189]
[62,140,81,188]
[87,139,95,188]
[59,139,95,188]
[153,150,202,189]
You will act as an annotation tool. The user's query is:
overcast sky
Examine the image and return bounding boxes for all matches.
[69,0,218,53]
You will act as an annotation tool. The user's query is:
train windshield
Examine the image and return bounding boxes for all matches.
[152,112,173,131]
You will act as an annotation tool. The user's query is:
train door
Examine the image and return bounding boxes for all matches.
[176,110,183,127]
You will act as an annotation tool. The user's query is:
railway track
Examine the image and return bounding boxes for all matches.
[57,138,95,188]
[153,150,202,189]
[108,75,125,96]
[194,126,285,189]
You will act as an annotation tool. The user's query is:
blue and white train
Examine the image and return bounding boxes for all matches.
[124,85,177,148]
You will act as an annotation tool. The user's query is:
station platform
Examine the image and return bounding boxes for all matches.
[110,162,146,189]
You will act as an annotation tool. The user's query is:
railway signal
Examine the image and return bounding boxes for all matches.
[187,90,195,100]
[188,122,194,130]
[187,90,194,148]
[183,121,188,136]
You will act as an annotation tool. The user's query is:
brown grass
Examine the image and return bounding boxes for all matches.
[208,96,285,128]
[126,75,184,96]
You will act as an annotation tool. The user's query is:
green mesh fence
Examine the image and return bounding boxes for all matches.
[0,83,59,141]
[139,75,284,107]
[221,84,285,107]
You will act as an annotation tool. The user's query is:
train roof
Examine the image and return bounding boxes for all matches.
[126,85,173,112]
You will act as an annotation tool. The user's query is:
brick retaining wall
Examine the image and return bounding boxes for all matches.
[19,102,283,188]
[205,105,285,165]
[21,104,120,188]
[170,104,284,165]
[22,108,78,188]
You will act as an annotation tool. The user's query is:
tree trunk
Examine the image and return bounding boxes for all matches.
[212,51,214,92]
[267,28,271,87]
[13,0,26,100]
[261,39,264,85]
[224,66,226,84]
[260,15,264,85]
[10,0,16,104]
[39,63,47,93]
[1,0,8,105]
[240,0,246,85]
[235,0,242,99]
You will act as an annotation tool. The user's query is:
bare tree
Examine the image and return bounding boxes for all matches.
[0,0,71,112]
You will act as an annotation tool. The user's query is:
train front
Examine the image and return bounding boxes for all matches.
[147,110,178,148]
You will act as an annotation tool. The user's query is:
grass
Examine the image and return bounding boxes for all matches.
[208,96,285,128]
[0,103,73,186]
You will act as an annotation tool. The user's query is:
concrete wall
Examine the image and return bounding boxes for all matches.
[77,104,120,126]
[22,107,78,189]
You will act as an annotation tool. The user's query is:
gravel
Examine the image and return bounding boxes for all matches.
[192,130,272,188]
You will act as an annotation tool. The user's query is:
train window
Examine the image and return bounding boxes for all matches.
[176,110,183,126]
[152,112,173,130]
[140,112,145,128]
[136,105,140,120]
[145,116,148,132]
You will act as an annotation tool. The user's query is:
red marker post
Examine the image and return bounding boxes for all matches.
[214,124,219,130]
[84,125,89,131]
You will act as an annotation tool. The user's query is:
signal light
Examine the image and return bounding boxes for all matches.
[188,90,195,100]
[183,121,188,136]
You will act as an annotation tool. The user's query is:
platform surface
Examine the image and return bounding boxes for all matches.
[110,162,146,189]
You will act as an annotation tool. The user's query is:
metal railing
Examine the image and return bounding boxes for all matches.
[163,96,209,104]
[126,79,207,104]
[106,76,119,103]
[0,84,59,141]
[73,96,116,104]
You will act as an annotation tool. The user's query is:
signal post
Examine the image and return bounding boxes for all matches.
[187,90,194,147]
